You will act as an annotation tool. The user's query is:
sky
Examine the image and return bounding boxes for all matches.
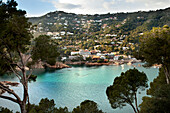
[2,0,170,17]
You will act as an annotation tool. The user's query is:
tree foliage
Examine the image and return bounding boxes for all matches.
[139,68,170,113]
[27,98,69,113]
[31,35,60,65]
[106,68,148,113]
[72,100,104,113]
[0,107,13,113]
[0,1,33,112]
[0,99,104,113]
[0,0,30,75]
[139,25,170,84]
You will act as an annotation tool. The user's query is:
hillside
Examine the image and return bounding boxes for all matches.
[28,7,170,58]
[29,7,170,34]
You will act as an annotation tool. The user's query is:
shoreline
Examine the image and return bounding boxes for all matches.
[15,59,161,72]
[65,59,142,66]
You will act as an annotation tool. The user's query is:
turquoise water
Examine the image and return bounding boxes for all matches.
[0,63,159,113]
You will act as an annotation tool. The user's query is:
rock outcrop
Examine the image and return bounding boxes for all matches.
[45,62,71,69]
[85,62,110,66]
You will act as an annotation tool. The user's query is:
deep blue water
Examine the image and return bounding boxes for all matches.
[0,63,159,113]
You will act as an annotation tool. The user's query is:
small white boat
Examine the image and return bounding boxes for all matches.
[121,64,124,70]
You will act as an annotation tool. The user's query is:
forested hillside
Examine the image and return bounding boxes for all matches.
[28,7,170,57]
[29,7,170,35]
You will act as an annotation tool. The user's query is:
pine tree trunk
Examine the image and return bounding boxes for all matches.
[163,65,170,84]
[20,69,28,113]
[20,103,26,113]
[134,93,139,113]
[129,101,137,113]
[19,84,28,113]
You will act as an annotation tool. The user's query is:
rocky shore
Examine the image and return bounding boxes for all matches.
[85,62,110,66]
[16,57,142,71]
[65,61,85,65]
[45,62,71,69]
[16,62,71,71]
[65,59,141,66]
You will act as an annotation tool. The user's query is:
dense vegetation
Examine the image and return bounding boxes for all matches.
[139,26,170,84]
[0,98,104,113]
[139,68,170,113]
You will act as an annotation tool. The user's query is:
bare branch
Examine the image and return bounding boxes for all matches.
[0,95,18,103]
[17,47,24,68]
[25,55,31,64]
[0,83,21,102]
[9,64,22,80]
[27,69,33,81]
[16,64,23,72]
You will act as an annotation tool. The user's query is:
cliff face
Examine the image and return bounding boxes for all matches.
[31,61,44,69]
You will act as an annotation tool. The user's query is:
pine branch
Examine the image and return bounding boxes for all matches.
[0,95,18,103]
[0,83,21,102]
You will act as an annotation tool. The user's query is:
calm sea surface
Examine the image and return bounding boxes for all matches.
[0,63,159,113]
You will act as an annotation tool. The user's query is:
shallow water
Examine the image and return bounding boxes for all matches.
[0,63,159,113]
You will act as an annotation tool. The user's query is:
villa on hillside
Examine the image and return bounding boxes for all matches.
[79,49,91,55]
[71,51,79,56]
[92,55,100,60]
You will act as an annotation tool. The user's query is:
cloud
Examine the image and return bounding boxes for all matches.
[26,13,45,17]
[143,0,170,8]
[41,0,170,14]
[103,1,115,10]
[53,3,81,9]
[42,0,81,9]
[125,0,135,3]
[125,0,170,7]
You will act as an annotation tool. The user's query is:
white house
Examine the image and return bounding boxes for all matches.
[53,32,60,36]
[100,56,106,59]
[60,31,65,35]
[67,32,74,35]
[79,49,91,55]
[114,55,120,60]
[117,42,123,44]
[64,23,68,26]
[71,51,79,56]
[96,53,102,56]
[51,36,62,40]
[128,55,131,59]
[111,42,115,44]
[122,47,129,50]
[61,57,67,61]
[69,56,79,60]
[82,55,90,60]
[47,32,53,36]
